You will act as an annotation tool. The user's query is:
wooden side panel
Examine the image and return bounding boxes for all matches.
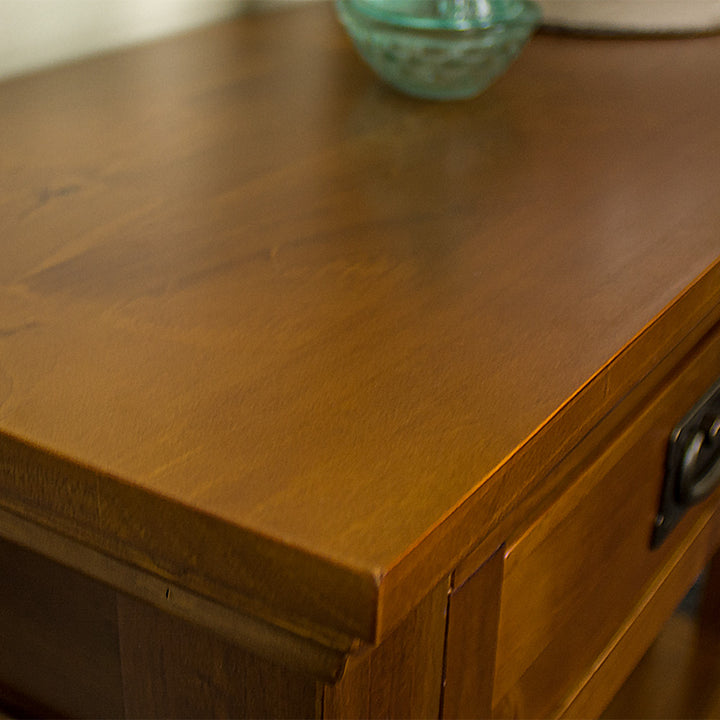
[117,594,321,719]
[442,547,504,719]
[0,536,124,718]
[324,577,449,720]
[494,325,720,719]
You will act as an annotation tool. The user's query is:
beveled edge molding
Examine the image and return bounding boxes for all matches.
[0,429,380,647]
[0,505,351,683]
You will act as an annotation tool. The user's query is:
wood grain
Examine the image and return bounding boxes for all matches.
[1,0,720,651]
[324,577,449,719]
[442,546,504,719]
[412,287,720,622]
[602,609,720,720]
[0,536,123,718]
[117,593,321,719]
[493,321,720,718]
[0,504,348,684]
[565,509,719,720]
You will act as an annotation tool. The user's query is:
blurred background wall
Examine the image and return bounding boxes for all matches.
[0,0,309,81]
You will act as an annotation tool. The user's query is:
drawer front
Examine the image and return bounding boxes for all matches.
[492,323,720,719]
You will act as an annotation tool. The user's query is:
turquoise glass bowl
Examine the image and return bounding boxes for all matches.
[336,0,541,100]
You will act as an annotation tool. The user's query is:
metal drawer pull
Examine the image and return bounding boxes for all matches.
[653,377,720,548]
[677,413,720,504]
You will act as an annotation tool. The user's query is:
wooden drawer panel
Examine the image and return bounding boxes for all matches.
[492,323,720,719]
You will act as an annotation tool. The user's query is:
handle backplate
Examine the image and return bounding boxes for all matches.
[653,376,720,548]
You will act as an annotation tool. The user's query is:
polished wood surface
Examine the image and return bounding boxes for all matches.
[0,533,324,720]
[560,512,719,720]
[443,546,504,719]
[494,322,720,718]
[2,0,720,688]
[324,577,449,719]
[0,9,720,715]
[117,594,321,719]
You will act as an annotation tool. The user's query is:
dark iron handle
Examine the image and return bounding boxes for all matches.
[677,413,720,505]
[654,378,720,547]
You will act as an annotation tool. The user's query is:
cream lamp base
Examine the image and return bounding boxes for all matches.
[538,0,720,33]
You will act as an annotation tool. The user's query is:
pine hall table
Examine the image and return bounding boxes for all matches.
[1,3,720,717]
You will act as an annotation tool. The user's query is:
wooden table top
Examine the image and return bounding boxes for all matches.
[1,2,720,647]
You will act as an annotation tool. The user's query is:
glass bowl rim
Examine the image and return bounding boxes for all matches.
[337,0,540,30]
